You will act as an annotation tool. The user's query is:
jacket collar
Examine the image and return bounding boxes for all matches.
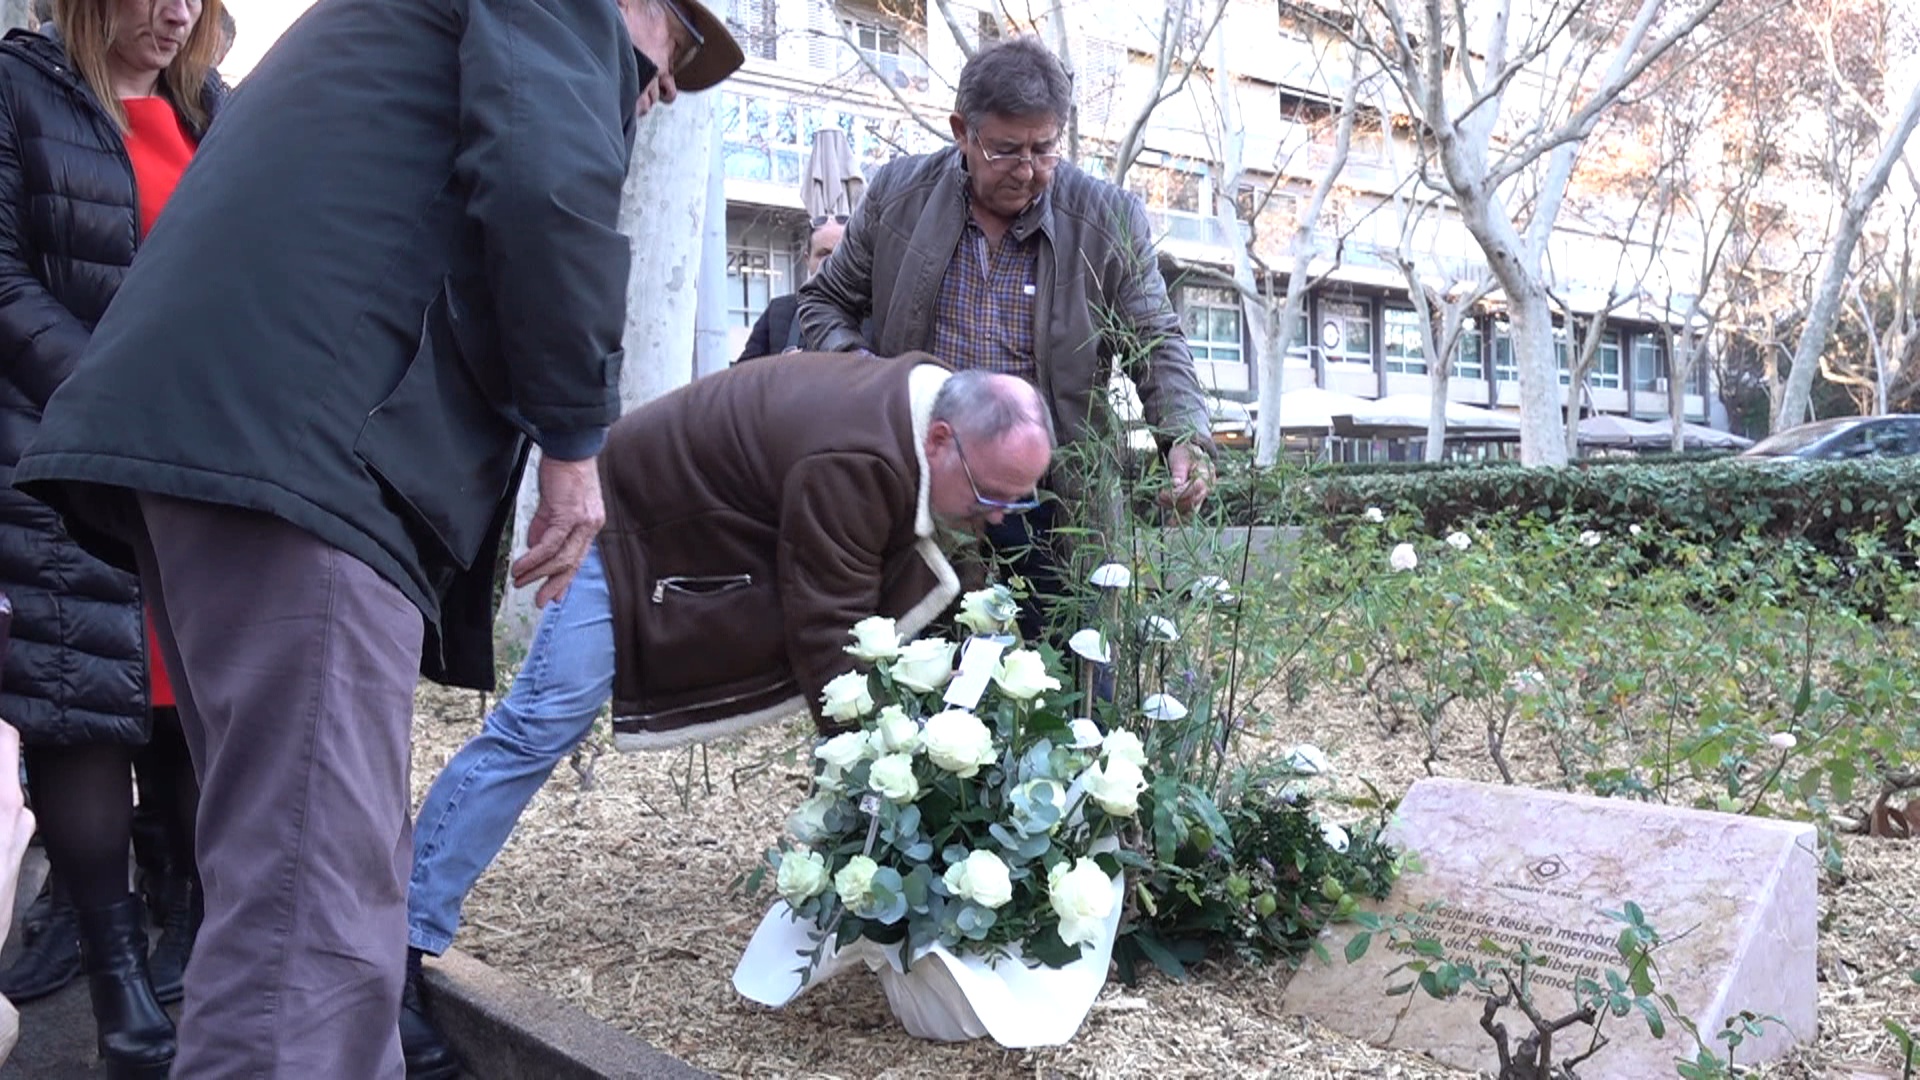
[948,144,1053,245]
[4,26,227,136]
[906,362,949,539]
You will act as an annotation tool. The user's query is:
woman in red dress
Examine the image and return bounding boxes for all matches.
[0,2,224,1075]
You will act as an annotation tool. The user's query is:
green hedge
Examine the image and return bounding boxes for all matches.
[1313,458,1920,546]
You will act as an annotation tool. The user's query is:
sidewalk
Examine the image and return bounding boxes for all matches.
[1,850,705,1079]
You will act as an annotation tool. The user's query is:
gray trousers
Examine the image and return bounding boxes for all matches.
[134,494,422,1078]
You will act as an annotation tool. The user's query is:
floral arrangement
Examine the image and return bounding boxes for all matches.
[767,585,1146,970]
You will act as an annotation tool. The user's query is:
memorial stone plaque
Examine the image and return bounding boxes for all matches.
[1282,778,1818,1077]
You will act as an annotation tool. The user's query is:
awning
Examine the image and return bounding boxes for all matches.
[1635,417,1755,449]
[1331,393,1521,438]
[1276,386,1371,434]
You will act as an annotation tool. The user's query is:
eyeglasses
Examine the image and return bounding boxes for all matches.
[659,0,705,77]
[970,132,1062,172]
[810,214,850,227]
[952,434,1042,514]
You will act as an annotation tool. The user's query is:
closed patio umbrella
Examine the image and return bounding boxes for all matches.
[801,128,864,220]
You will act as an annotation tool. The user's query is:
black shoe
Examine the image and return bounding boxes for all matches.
[146,874,200,1005]
[77,897,175,1080]
[401,951,461,1080]
[0,880,83,1003]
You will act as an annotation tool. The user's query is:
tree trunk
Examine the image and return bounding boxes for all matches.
[1774,77,1920,431]
[1252,49,1363,465]
[495,95,716,651]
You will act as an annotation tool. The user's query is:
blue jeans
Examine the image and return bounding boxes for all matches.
[407,544,615,955]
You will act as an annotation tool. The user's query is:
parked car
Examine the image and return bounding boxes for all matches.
[1739,415,1920,460]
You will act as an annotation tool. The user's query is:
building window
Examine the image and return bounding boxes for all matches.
[1632,335,1666,392]
[1182,286,1243,367]
[843,18,928,89]
[726,0,778,62]
[1320,299,1373,366]
[1492,323,1516,382]
[725,220,800,338]
[1593,332,1622,390]
[1454,323,1484,380]
[1290,307,1311,358]
[1554,326,1572,386]
[1382,306,1426,375]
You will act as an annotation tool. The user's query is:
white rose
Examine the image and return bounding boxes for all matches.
[1389,543,1419,572]
[1579,530,1602,548]
[819,670,874,722]
[1140,615,1180,643]
[1283,744,1331,776]
[776,849,830,905]
[1629,523,1643,537]
[786,791,839,845]
[920,709,997,777]
[1320,821,1350,852]
[845,616,901,662]
[1768,731,1798,751]
[834,855,881,915]
[1189,575,1232,601]
[1364,506,1385,523]
[993,649,1060,700]
[815,730,875,773]
[942,849,1014,909]
[1067,628,1110,664]
[889,638,956,693]
[1089,563,1132,589]
[1048,858,1115,948]
[1082,756,1147,817]
[1141,693,1188,722]
[955,586,1018,635]
[1102,729,1148,768]
[1068,718,1105,750]
[1446,531,1471,550]
[1506,668,1546,695]
[867,753,920,803]
[875,705,920,754]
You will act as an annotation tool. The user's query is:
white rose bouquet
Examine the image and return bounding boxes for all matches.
[760,585,1144,970]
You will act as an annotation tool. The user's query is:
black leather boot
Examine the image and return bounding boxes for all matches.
[401,948,461,1080]
[145,872,201,1005]
[0,876,83,1002]
[77,897,176,1080]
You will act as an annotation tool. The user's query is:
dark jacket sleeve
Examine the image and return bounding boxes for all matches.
[0,73,93,412]
[737,294,799,363]
[1106,192,1215,455]
[797,166,890,353]
[777,452,899,732]
[454,0,631,461]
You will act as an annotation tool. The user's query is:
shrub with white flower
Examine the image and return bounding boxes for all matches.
[1389,543,1419,572]
[760,589,1145,971]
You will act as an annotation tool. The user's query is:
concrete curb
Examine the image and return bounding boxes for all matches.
[423,949,712,1080]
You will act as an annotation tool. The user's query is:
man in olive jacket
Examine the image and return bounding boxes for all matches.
[401,354,1053,1056]
[798,37,1214,637]
[12,0,742,1075]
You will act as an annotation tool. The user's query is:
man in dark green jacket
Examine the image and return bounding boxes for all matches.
[13,1,741,1075]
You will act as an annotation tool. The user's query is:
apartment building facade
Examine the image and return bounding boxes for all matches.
[714,0,1725,429]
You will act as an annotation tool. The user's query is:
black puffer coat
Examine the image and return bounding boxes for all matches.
[0,29,221,746]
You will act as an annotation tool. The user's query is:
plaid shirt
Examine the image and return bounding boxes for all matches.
[929,216,1039,381]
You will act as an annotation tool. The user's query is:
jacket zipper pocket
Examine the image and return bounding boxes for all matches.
[651,574,754,603]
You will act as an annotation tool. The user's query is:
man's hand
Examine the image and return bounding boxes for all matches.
[513,454,606,607]
[1160,443,1213,516]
